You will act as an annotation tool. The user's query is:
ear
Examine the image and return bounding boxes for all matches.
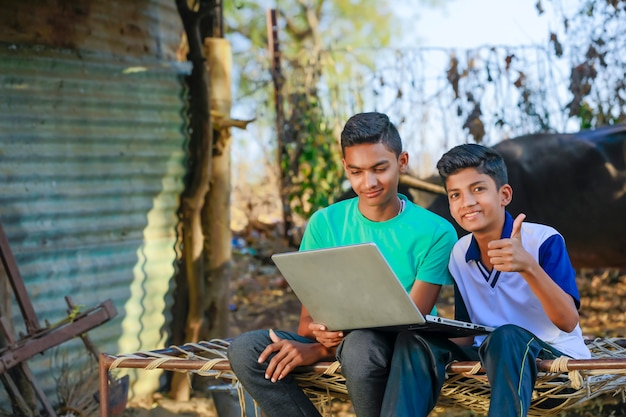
[398,151,409,173]
[342,158,348,173]
[500,184,513,207]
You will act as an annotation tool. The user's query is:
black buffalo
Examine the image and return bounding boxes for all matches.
[421,124,626,269]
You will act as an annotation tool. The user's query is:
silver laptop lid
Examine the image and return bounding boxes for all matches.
[271,243,427,331]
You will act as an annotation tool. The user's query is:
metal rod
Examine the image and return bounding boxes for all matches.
[99,353,110,417]
[99,353,626,376]
[99,354,233,372]
[0,224,40,333]
[448,357,626,373]
[0,300,117,373]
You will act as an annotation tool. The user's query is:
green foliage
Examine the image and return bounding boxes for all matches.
[285,96,344,218]
[224,0,424,221]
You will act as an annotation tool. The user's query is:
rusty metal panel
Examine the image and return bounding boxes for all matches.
[0,44,190,402]
[0,0,184,61]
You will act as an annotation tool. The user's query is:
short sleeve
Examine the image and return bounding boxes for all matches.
[416,222,457,286]
[538,233,580,308]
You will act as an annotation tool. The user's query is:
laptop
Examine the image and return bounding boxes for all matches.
[271,243,494,338]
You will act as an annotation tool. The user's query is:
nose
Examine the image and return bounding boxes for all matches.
[460,191,476,207]
[364,171,378,188]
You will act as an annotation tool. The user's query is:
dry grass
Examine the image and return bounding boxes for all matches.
[53,353,100,417]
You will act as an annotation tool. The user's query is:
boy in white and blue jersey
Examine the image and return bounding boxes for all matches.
[437,144,590,417]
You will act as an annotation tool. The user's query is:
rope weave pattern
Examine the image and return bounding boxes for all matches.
[105,338,626,417]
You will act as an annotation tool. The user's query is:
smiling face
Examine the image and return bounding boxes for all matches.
[445,167,512,238]
[343,142,408,221]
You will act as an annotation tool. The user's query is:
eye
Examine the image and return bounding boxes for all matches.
[473,186,485,193]
[448,192,459,200]
[374,167,387,173]
[350,170,362,176]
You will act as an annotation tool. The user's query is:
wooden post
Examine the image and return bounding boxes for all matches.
[266,8,293,243]
[201,37,232,343]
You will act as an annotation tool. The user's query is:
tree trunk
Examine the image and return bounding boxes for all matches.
[200,37,232,343]
[170,0,214,401]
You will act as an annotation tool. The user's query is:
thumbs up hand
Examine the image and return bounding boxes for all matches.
[487,214,532,272]
[510,213,525,240]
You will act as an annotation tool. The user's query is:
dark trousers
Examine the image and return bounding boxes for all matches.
[228,328,422,417]
[228,329,323,417]
[228,325,563,417]
[228,328,402,417]
[383,324,564,417]
[480,324,564,417]
[380,331,472,417]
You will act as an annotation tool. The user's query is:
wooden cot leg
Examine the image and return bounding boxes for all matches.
[99,353,110,417]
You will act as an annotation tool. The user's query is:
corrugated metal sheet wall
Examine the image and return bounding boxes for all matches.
[0,44,191,402]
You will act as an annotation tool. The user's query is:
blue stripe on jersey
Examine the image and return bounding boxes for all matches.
[539,234,580,308]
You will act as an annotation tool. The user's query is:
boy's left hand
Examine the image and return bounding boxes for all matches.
[488,213,533,272]
[308,323,344,348]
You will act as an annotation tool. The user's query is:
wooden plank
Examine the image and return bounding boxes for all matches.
[0,300,117,373]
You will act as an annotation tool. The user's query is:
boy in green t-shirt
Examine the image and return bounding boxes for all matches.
[228,112,458,417]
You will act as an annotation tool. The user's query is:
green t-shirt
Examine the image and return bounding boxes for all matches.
[300,194,457,314]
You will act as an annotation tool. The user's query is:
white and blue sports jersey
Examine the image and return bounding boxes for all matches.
[450,212,590,359]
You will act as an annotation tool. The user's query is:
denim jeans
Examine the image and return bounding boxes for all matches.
[480,324,564,417]
[227,329,322,417]
[379,331,470,417]
[229,327,468,417]
[381,324,565,417]
[228,328,399,417]
[336,329,398,417]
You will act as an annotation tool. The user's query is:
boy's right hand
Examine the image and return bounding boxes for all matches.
[488,213,532,273]
[308,323,344,348]
[258,329,329,383]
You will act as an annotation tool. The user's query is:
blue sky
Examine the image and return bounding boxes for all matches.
[400,0,559,48]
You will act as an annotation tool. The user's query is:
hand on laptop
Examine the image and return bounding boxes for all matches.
[258,329,336,383]
[309,323,344,348]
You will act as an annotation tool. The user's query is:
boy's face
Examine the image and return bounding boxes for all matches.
[445,167,512,236]
[342,142,408,213]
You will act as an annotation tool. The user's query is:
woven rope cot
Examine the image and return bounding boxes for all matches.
[98,338,626,417]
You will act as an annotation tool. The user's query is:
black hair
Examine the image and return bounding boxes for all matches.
[436,143,508,188]
[340,112,403,157]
